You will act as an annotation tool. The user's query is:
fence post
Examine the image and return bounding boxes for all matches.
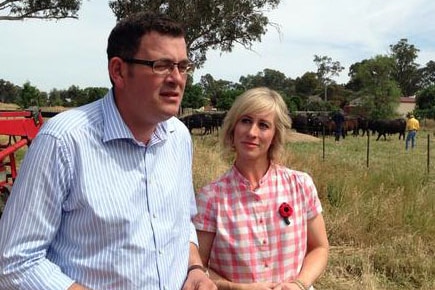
[366,131,370,168]
[428,134,430,173]
[322,125,326,161]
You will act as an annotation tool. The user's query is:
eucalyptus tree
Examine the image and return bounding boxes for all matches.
[389,38,420,96]
[313,55,344,101]
[108,0,281,67]
[0,0,81,20]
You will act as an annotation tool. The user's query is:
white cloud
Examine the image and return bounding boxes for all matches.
[1,0,434,91]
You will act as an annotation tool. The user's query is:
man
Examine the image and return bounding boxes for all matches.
[0,12,216,290]
[405,113,420,150]
[332,109,345,141]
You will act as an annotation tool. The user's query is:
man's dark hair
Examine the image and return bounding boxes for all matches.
[107,11,185,61]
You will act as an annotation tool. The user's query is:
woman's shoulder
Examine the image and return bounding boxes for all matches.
[273,164,314,182]
[197,167,235,196]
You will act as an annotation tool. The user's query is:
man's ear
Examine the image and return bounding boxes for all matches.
[108,57,126,88]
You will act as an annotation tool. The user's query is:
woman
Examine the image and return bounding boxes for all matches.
[193,87,329,290]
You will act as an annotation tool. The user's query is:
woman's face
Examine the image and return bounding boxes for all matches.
[233,110,276,163]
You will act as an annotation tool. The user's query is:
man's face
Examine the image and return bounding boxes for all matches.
[117,31,189,127]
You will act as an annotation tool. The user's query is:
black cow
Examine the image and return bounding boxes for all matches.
[179,113,214,135]
[290,114,310,134]
[371,118,406,141]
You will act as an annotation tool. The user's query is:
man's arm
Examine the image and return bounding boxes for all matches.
[0,134,74,289]
[181,242,217,290]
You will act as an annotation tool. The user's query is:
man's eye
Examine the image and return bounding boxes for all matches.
[155,62,171,69]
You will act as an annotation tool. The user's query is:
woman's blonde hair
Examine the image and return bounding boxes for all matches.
[220,87,291,162]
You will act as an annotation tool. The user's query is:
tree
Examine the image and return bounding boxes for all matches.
[313,55,344,101]
[353,55,401,119]
[48,89,64,106]
[78,87,108,106]
[418,60,435,89]
[182,83,206,109]
[294,72,321,97]
[239,68,294,94]
[215,88,243,111]
[0,0,81,21]
[108,0,281,67]
[0,79,20,103]
[389,38,420,96]
[199,74,235,107]
[416,85,435,110]
[17,81,41,109]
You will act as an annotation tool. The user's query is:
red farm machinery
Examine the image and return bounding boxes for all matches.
[0,108,44,206]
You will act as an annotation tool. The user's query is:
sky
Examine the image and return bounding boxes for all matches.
[1,0,435,92]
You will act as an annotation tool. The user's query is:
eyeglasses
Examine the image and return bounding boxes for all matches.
[123,58,194,76]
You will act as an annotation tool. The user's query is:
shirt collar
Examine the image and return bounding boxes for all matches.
[101,89,174,144]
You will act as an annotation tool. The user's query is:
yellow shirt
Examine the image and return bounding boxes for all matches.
[406,117,420,131]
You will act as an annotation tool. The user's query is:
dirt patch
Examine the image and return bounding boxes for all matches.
[286,130,321,143]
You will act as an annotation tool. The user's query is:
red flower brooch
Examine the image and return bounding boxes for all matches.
[279,202,293,225]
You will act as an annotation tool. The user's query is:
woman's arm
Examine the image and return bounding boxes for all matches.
[294,214,329,288]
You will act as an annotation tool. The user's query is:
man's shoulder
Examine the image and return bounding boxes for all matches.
[40,100,103,138]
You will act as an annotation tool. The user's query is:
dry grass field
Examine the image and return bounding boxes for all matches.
[193,123,435,290]
[1,102,434,289]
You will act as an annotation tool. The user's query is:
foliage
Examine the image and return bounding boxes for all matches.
[389,38,421,96]
[294,72,321,97]
[48,89,64,106]
[282,95,299,112]
[0,0,81,21]
[78,87,108,106]
[17,81,42,109]
[353,55,401,119]
[0,79,20,103]
[416,85,435,110]
[418,60,435,89]
[239,68,295,95]
[215,88,243,111]
[415,85,435,120]
[108,0,281,67]
[182,83,206,109]
[313,55,345,101]
[199,74,237,108]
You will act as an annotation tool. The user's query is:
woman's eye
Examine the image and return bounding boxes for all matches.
[240,118,251,124]
[259,122,269,129]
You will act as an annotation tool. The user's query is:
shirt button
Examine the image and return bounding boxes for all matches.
[263,240,267,245]
[153,213,157,219]
[259,219,263,223]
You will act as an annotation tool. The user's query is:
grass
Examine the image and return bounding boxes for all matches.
[192,123,435,290]
[1,119,434,289]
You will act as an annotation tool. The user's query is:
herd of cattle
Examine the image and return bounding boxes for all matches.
[291,113,407,141]
[178,111,407,141]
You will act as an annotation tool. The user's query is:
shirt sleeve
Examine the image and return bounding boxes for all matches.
[0,133,74,289]
[193,184,218,232]
[299,172,323,220]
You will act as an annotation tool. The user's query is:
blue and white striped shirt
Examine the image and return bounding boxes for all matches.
[0,90,198,289]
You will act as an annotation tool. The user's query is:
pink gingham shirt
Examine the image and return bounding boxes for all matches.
[193,163,322,283]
